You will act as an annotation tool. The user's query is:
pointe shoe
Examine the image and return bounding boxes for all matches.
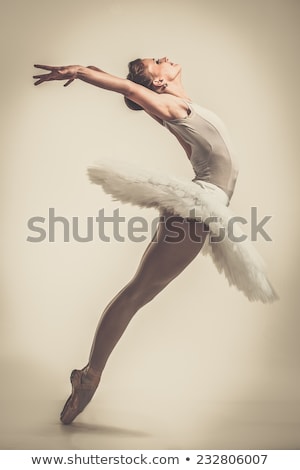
[60,369,99,425]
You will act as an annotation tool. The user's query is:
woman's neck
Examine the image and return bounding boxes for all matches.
[164,81,191,101]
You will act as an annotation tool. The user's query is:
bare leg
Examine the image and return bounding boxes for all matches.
[60,213,207,424]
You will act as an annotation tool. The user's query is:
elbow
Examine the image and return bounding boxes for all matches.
[124,83,143,111]
[124,81,135,100]
[124,95,144,111]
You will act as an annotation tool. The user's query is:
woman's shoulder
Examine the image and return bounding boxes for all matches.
[144,94,192,123]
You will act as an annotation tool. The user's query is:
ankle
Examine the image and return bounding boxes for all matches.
[83,366,101,384]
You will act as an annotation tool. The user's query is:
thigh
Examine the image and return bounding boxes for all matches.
[131,213,208,290]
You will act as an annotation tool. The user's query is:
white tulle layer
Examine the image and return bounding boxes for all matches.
[87,159,278,303]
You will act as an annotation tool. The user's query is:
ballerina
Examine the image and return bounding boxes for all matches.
[33,57,277,425]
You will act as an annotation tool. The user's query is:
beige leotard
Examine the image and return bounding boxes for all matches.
[163,102,239,200]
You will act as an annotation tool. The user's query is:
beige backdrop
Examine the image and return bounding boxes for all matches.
[1,0,299,450]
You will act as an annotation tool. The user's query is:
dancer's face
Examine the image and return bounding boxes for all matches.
[142,57,182,85]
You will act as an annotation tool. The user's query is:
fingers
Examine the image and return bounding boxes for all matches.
[33,72,52,86]
[33,65,56,86]
[34,64,60,71]
[33,75,75,87]
[64,79,75,87]
[33,65,76,87]
[33,74,49,79]
[33,79,45,86]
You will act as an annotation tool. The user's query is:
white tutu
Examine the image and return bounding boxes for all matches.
[87,158,278,303]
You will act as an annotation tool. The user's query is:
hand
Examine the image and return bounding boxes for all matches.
[33,64,80,87]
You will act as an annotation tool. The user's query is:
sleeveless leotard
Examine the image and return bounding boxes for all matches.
[163,102,239,200]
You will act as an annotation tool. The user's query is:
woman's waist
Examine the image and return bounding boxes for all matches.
[192,178,231,206]
[192,164,238,202]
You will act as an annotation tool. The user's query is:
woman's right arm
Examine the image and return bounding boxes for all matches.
[33,64,184,121]
[34,64,130,94]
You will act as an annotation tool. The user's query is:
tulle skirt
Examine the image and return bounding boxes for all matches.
[87,158,278,303]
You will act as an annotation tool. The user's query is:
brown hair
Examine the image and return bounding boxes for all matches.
[124,58,153,111]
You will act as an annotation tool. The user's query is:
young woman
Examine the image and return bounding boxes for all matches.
[33,57,277,425]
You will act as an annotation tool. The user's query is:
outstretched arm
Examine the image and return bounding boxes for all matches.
[33,64,130,94]
[33,64,185,121]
